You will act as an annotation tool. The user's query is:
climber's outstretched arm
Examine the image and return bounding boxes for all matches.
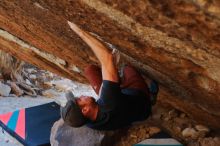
[68,21,119,82]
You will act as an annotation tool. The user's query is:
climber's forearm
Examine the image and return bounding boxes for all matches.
[68,21,119,82]
[67,21,111,66]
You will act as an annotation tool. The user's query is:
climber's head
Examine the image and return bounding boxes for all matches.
[61,95,98,127]
[76,95,98,118]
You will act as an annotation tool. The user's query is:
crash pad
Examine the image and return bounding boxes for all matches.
[0,102,60,146]
[134,131,183,146]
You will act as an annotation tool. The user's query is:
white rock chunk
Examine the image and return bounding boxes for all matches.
[26,68,35,73]
[195,125,210,132]
[182,128,197,138]
[55,84,71,92]
[29,74,37,80]
[0,82,11,96]
[25,79,32,85]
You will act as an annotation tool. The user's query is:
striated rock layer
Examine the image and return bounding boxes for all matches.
[0,0,220,129]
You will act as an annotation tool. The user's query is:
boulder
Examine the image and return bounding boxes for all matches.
[50,119,104,146]
[50,119,162,146]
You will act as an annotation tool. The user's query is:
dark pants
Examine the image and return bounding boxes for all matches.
[84,65,149,96]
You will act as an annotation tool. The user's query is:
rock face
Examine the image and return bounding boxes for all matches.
[0,0,220,129]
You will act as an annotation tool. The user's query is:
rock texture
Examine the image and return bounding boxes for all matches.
[0,0,220,129]
[50,119,161,146]
[0,50,24,81]
[0,82,11,96]
[50,119,104,146]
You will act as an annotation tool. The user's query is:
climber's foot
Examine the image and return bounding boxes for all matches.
[112,48,121,67]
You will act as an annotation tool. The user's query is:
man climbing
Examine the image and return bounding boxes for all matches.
[61,21,159,130]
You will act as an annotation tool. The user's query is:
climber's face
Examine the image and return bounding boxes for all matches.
[75,95,97,118]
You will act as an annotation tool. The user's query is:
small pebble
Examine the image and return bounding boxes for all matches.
[195,125,209,133]
[180,113,186,118]
[182,127,197,138]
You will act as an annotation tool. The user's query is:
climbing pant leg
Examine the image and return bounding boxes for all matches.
[120,65,149,95]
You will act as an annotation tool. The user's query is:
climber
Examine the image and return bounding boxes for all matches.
[61,21,159,130]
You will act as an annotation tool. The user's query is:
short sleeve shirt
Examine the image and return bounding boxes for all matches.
[87,80,151,130]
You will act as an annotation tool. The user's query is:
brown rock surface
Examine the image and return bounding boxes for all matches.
[0,0,220,130]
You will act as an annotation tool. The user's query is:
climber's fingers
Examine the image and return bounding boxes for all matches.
[67,21,84,36]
